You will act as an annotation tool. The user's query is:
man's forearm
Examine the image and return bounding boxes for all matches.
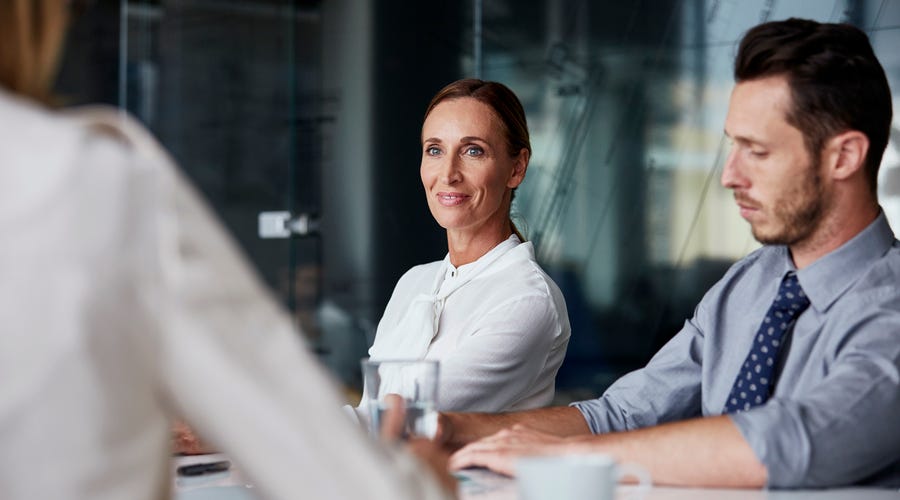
[568,415,767,488]
[440,406,590,449]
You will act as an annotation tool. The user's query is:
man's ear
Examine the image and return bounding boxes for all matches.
[825,130,869,181]
[507,148,529,189]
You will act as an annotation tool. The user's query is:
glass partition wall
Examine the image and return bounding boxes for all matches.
[61,0,328,352]
[473,0,900,397]
[59,0,900,402]
[119,0,323,328]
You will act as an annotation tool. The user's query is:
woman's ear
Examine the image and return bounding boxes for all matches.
[826,130,869,182]
[507,148,529,189]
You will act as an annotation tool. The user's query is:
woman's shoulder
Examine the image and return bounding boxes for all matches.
[0,92,165,163]
[379,260,444,322]
[0,94,159,223]
[482,241,556,291]
[395,260,444,288]
[63,105,174,168]
[465,242,567,318]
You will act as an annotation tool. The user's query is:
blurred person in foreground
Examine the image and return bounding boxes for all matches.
[0,1,453,499]
[353,79,570,422]
[442,18,900,489]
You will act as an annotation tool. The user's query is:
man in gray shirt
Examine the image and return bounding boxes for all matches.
[441,18,900,489]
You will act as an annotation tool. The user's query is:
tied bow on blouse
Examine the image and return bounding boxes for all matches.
[367,236,521,398]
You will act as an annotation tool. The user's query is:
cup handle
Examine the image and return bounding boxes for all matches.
[617,462,652,499]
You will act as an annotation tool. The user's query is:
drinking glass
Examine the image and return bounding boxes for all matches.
[360,358,439,439]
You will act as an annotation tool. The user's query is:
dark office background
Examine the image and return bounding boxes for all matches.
[57,0,900,402]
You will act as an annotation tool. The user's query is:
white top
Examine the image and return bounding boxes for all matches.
[365,235,571,412]
[0,89,449,500]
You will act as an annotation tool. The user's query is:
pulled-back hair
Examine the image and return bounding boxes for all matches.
[735,18,893,195]
[425,78,532,159]
[424,79,531,240]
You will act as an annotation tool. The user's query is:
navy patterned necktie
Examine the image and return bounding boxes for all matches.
[723,272,810,413]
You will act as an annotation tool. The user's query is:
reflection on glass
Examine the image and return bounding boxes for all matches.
[477,0,900,397]
[60,0,900,400]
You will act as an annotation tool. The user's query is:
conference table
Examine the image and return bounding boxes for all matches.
[173,454,900,500]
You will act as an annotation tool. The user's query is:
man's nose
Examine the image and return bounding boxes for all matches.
[721,147,745,189]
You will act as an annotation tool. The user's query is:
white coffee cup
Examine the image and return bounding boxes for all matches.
[360,358,439,439]
[516,453,651,500]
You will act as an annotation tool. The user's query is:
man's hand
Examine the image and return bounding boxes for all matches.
[451,415,768,487]
[449,424,570,476]
[436,407,589,451]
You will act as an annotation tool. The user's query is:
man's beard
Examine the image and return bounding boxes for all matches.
[751,160,825,246]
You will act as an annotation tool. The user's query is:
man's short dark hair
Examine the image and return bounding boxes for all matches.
[735,18,893,195]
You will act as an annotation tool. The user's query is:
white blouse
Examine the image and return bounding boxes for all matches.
[365,235,571,412]
[0,89,448,500]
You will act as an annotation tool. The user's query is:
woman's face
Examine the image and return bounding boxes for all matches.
[420,97,527,238]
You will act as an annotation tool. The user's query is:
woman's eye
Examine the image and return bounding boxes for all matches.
[464,146,484,157]
[425,146,441,156]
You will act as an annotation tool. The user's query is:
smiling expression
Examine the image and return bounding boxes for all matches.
[420,97,527,238]
[722,76,827,246]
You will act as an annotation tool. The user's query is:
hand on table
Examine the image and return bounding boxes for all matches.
[172,420,214,455]
[449,424,569,476]
[381,394,458,495]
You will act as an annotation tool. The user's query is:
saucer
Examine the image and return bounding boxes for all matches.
[175,485,258,500]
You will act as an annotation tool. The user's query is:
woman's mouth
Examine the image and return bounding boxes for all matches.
[437,192,470,206]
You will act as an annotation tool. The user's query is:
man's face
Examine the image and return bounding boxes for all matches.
[722,76,826,246]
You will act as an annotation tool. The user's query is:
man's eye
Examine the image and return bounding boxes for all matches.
[750,150,768,158]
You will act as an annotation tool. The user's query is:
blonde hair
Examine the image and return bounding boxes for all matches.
[0,0,69,103]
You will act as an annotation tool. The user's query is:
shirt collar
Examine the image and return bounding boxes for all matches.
[787,211,895,312]
[443,233,521,281]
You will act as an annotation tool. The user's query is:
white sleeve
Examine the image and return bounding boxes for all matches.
[150,160,451,500]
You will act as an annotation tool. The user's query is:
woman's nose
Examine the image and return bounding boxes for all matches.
[439,156,462,185]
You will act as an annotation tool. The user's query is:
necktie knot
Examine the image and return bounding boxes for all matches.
[772,272,810,317]
[723,271,810,414]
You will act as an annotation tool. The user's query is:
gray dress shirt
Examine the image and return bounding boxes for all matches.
[573,213,900,488]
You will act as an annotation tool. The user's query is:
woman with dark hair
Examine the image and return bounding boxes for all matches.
[361,79,570,415]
